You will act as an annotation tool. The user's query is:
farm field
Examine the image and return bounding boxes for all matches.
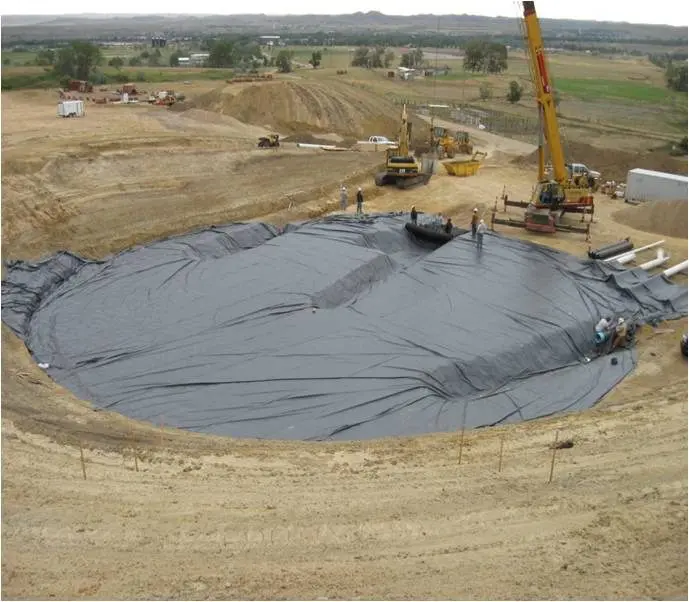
[1,47,688,600]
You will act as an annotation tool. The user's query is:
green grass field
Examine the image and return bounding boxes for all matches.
[553,77,679,104]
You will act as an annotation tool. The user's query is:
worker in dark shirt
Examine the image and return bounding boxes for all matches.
[444,217,453,234]
[470,208,479,238]
[356,187,364,215]
[410,205,418,224]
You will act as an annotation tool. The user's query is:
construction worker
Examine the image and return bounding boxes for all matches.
[410,205,418,224]
[595,316,613,343]
[476,219,487,250]
[444,217,453,234]
[471,208,479,238]
[339,185,348,211]
[594,316,615,354]
[610,317,628,351]
[356,187,364,215]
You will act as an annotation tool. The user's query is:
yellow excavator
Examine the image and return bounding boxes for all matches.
[375,104,432,189]
[501,1,594,234]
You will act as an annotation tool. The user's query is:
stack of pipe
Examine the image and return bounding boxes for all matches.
[603,240,665,265]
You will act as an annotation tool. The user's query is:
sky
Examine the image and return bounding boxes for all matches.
[4,0,689,26]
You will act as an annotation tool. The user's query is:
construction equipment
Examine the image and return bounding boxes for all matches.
[442,151,487,177]
[257,134,280,148]
[502,1,595,233]
[375,104,432,189]
[430,125,473,159]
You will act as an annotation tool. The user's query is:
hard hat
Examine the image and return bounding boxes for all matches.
[618,317,624,324]
[358,187,362,191]
[473,208,478,212]
[480,219,485,224]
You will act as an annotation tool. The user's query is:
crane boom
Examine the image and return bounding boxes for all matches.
[522,1,567,184]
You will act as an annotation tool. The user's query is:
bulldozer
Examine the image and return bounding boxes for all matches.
[429,126,473,159]
[257,134,280,148]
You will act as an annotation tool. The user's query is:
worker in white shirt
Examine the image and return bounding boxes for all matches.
[476,219,487,250]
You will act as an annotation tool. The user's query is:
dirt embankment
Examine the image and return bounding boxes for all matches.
[512,140,688,182]
[614,199,688,239]
[184,80,426,141]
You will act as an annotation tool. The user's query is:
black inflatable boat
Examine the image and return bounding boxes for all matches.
[405,222,469,244]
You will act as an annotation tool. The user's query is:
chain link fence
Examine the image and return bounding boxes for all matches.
[388,94,540,145]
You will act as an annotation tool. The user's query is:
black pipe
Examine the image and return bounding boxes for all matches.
[587,238,633,260]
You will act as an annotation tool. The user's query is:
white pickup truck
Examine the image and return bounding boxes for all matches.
[365,136,396,145]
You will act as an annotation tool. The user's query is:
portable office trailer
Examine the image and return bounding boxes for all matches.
[625,168,687,203]
[57,99,85,118]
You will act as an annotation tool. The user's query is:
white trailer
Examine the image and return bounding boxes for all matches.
[625,168,687,203]
[57,99,85,118]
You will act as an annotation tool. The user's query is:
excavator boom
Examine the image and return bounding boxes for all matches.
[522,1,567,184]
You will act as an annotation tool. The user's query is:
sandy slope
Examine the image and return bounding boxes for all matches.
[1,83,687,601]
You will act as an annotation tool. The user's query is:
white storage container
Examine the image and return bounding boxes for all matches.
[625,168,687,203]
[57,99,85,118]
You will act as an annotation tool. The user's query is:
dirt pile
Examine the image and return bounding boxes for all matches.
[613,199,688,239]
[512,140,688,182]
[186,80,424,140]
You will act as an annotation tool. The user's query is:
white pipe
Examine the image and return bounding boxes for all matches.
[604,239,665,263]
[613,252,637,265]
[296,143,337,150]
[639,249,670,271]
[663,260,689,278]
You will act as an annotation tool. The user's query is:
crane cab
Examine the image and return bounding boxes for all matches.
[525,180,566,233]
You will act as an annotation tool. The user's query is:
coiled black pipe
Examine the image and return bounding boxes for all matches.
[587,238,633,260]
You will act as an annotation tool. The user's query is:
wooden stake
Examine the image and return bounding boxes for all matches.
[498,432,505,473]
[457,428,465,466]
[134,452,139,473]
[79,442,87,480]
[548,430,559,484]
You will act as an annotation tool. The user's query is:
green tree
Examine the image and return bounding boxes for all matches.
[209,41,237,68]
[384,50,395,68]
[506,80,523,103]
[665,62,688,92]
[463,40,485,72]
[128,56,143,67]
[351,46,370,67]
[479,82,493,101]
[485,43,508,74]
[400,47,423,68]
[140,50,150,60]
[148,48,162,67]
[463,40,507,74]
[169,51,182,67]
[53,41,102,80]
[369,47,385,68]
[108,56,124,70]
[309,50,322,68]
[35,49,55,66]
[276,50,294,73]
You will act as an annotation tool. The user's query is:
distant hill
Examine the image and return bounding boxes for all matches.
[1,12,686,43]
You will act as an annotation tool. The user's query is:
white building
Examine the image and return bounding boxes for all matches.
[189,53,209,66]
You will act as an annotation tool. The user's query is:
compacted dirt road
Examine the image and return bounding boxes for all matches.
[2,84,687,600]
